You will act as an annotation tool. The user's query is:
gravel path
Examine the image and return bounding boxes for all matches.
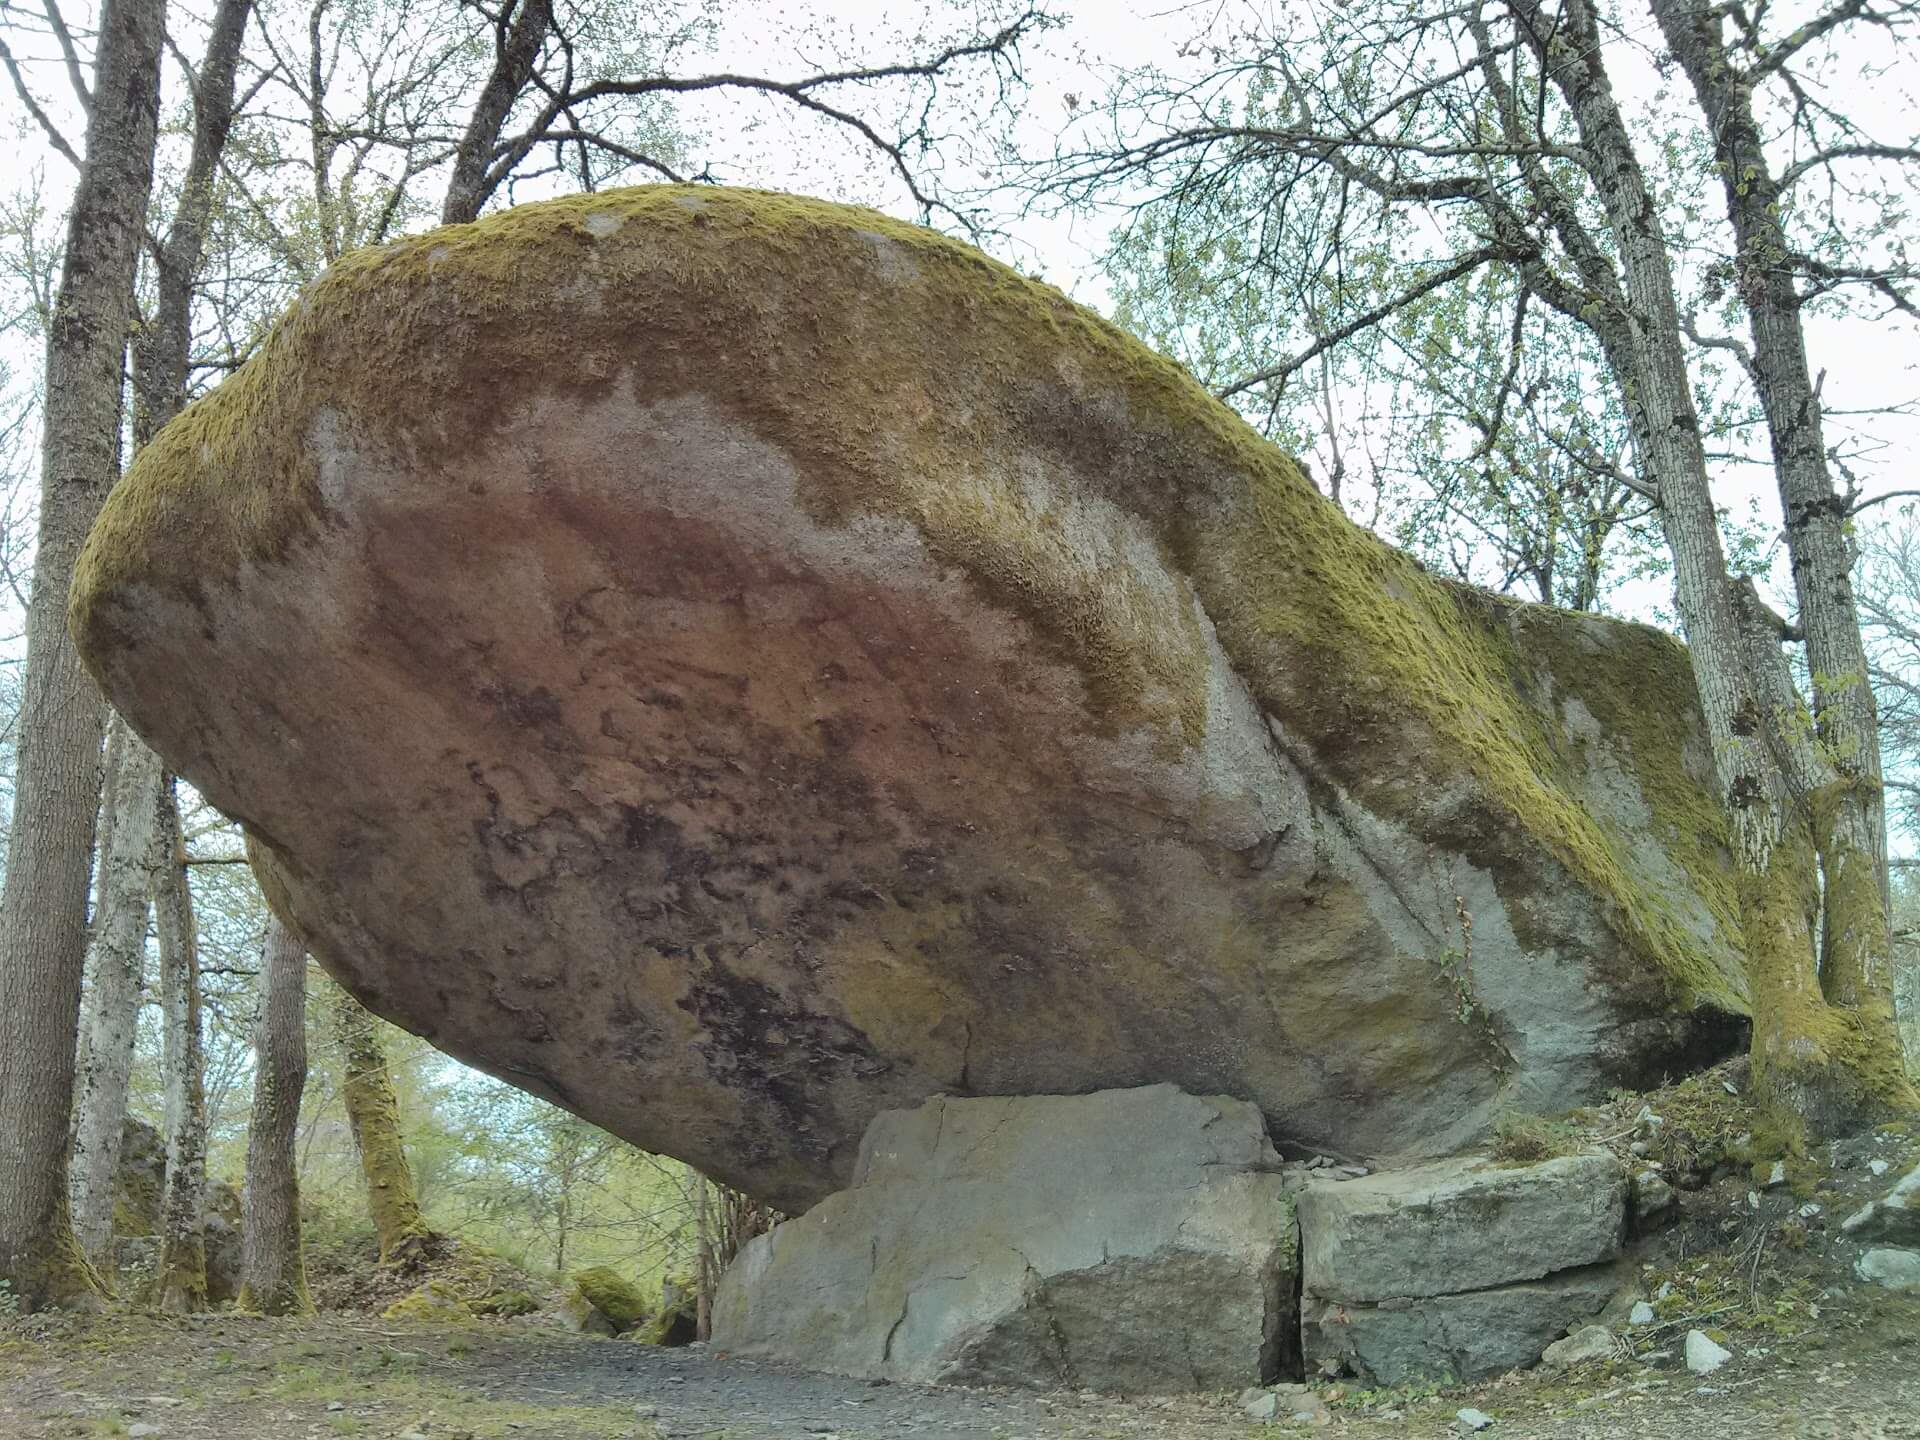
[4,1309,1920,1440]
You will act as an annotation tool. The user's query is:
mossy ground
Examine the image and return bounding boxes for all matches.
[73,184,1747,1022]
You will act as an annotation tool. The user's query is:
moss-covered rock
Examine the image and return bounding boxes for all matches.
[469,1288,539,1317]
[632,1278,697,1347]
[570,1266,648,1330]
[381,1278,474,1322]
[71,186,1749,1211]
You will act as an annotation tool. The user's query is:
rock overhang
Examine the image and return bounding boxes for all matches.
[72,185,1749,1211]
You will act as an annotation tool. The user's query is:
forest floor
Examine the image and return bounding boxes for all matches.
[7,1064,1920,1439]
[2,1298,1919,1440]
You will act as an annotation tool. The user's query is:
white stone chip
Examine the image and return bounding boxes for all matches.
[1685,1330,1732,1375]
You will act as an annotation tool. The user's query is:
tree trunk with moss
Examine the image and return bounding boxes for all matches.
[1648,0,1913,1131]
[0,0,168,1311]
[68,717,164,1279]
[150,778,209,1311]
[328,981,435,1265]
[1525,0,1915,1134]
[1729,581,1917,1129]
[238,916,311,1315]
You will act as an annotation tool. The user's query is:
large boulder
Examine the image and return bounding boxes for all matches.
[72,186,1748,1210]
[711,1085,1297,1391]
[1298,1153,1628,1385]
[112,1117,244,1303]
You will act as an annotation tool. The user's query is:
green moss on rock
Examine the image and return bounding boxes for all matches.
[571,1265,648,1330]
[380,1278,473,1322]
[630,1277,697,1346]
[71,184,1747,1017]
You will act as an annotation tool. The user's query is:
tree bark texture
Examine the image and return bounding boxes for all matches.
[1649,0,1903,1035]
[237,915,311,1315]
[328,980,434,1265]
[0,0,168,1310]
[440,0,554,226]
[130,0,254,449]
[151,778,209,1311]
[68,716,164,1278]
[1510,0,1911,1132]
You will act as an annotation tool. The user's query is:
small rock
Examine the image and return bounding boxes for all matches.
[1288,1394,1333,1426]
[1656,1282,1674,1301]
[1630,1169,1678,1231]
[1456,1408,1496,1431]
[326,1401,346,1412]
[1765,1161,1787,1188]
[1541,1325,1614,1369]
[1629,1301,1656,1327]
[1869,1158,1890,1177]
[1747,1190,1761,1211]
[1798,1203,1822,1220]
[1722,1080,1738,1096]
[1242,1391,1281,1421]
[126,1427,161,1439]
[1629,1141,1650,1158]
[633,1404,659,1419]
[1684,1331,1731,1376]
[1855,1247,1920,1293]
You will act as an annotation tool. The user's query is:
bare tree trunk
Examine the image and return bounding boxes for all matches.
[0,0,168,1311]
[237,915,311,1315]
[130,0,254,448]
[328,981,435,1265]
[150,778,209,1311]
[68,715,162,1278]
[440,0,555,226]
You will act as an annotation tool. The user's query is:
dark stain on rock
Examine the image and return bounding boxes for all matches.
[677,959,888,1162]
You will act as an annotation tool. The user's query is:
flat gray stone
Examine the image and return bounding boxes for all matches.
[712,1085,1296,1393]
[1298,1152,1626,1302]
[1855,1246,1920,1292]
[1541,1324,1614,1368]
[1301,1264,1618,1386]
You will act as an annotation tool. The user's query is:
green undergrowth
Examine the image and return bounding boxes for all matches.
[1490,1111,1585,1164]
[74,184,1745,1014]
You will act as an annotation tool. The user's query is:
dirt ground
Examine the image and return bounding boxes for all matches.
[9,1068,1920,1439]
[2,1299,1918,1440]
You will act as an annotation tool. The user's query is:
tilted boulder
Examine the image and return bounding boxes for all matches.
[72,186,1748,1210]
[711,1085,1297,1391]
[1298,1152,1628,1385]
